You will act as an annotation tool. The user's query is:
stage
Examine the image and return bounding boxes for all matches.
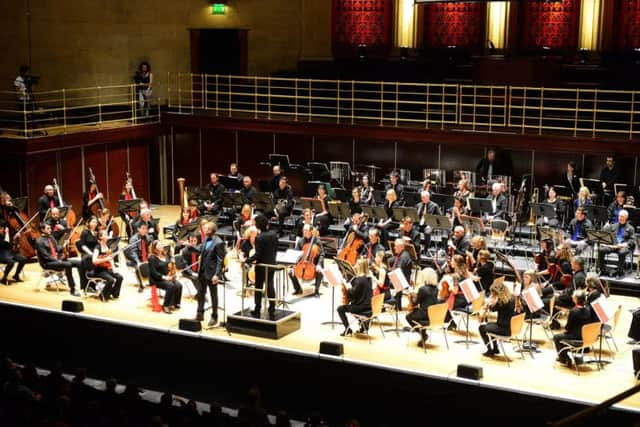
[2,205,640,423]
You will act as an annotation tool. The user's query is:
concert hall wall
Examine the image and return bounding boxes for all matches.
[422,2,486,51]
[616,0,640,50]
[520,0,580,51]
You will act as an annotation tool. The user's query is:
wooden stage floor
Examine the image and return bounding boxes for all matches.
[3,205,640,416]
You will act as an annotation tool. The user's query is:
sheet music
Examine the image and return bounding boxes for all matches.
[522,287,544,313]
[276,249,303,265]
[322,263,344,288]
[388,268,409,292]
[460,278,479,303]
[590,295,614,324]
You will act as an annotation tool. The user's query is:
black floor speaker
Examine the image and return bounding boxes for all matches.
[319,341,344,356]
[633,348,640,377]
[457,364,483,380]
[179,319,202,332]
[61,300,84,313]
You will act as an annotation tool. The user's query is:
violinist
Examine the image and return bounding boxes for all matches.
[180,233,201,291]
[82,180,104,221]
[598,209,635,278]
[0,219,26,284]
[0,192,16,224]
[119,181,138,238]
[240,176,256,204]
[449,225,470,257]
[196,221,225,326]
[536,186,564,228]
[148,241,183,314]
[521,270,553,315]
[405,268,439,345]
[398,217,421,255]
[35,223,82,296]
[272,176,293,236]
[124,222,153,292]
[479,281,516,357]
[535,238,553,274]
[466,235,487,271]
[556,256,586,309]
[200,173,225,216]
[294,209,314,241]
[337,258,373,337]
[234,204,254,240]
[175,207,198,247]
[553,290,592,367]
[289,225,324,296]
[453,179,471,203]
[46,207,69,240]
[98,208,118,239]
[471,250,494,295]
[37,185,60,221]
[416,190,441,248]
[438,273,466,324]
[77,216,99,290]
[91,229,123,301]
[359,175,373,205]
[348,187,363,215]
[448,197,468,230]
[133,208,159,241]
[362,228,385,265]
[565,207,592,255]
[314,184,332,236]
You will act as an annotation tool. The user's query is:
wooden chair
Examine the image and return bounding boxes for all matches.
[599,304,622,354]
[557,322,601,375]
[409,302,451,353]
[486,313,527,367]
[352,293,386,344]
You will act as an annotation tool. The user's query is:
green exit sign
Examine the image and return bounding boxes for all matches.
[211,3,225,14]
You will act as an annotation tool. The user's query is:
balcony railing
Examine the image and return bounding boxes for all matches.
[166,72,640,140]
[0,83,161,139]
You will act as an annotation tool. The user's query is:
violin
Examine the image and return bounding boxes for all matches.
[294,229,320,281]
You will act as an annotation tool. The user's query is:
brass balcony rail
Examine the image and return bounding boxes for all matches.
[0,83,161,139]
[166,72,640,140]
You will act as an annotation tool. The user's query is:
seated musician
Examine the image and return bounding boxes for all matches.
[416,190,441,248]
[471,249,494,295]
[405,267,439,345]
[234,204,254,240]
[385,171,404,203]
[337,258,373,337]
[98,208,118,239]
[91,229,123,301]
[124,222,153,292]
[82,180,104,221]
[133,208,159,241]
[448,197,468,230]
[77,216,99,289]
[561,161,581,199]
[240,176,256,204]
[553,289,592,366]
[479,281,516,357]
[238,226,258,289]
[175,207,198,245]
[485,182,507,222]
[119,181,139,238]
[227,162,244,190]
[598,209,635,278]
[0,220,26,284]
[387,238,413,310]
[272,176,293,236]
[607,191,627,225]
[341,212,368,248]
[270,165,283,192]
[466,235,487,271]
[585,272,608,322]
[438,273,466,327]
[376,189,399,248]
[199,173,225,216]
[453,179,471,203]
[565,207,592,255]
[37,185,60,221]
[148,241,183,314]
[359,175,374,205]
[0,192,15,225]
[536,186,565,228]
[294,208,314,241]
[314,184,332,236]
[556,256,586,309]
[348,187,363,216]
[46,207,69,240]
[180,233,202,290]
[521,270,553,316]
[535,238,553,273]
[449,225,470,258]
[574,186,592,210]
[35,222,82,296]
[289,225,324,296]
[362,228,385,264]
[398,217,420,255]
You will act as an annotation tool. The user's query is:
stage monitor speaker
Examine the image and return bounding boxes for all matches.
[633,348,640,377]
[179,318,202,332]
[457,364,483,380]
[61,300,84,313]
[319,341,344,356]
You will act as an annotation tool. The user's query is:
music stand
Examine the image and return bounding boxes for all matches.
[43,206,69,223]
[118,199,141,215]
[430,193,455,211]
[423,214,451,231]
[222,192,244,210]
[300,197,324,214]
[319,237,338,259]
[328,201,347,219]
[588,295,615,368]
[461,215,484,236]
[586,229,617,274]
[220,176,242,192]
[538,226,563,249]
[454,278,481,348]
[532,203,556,221]
[334,257,357,281]
[403,191,420,207]
[392,207,418,222]
[190,187,213,202]
[176,222,200,241]
[252,192,274,213]
[468,197,494,216]
[321,263,346,328]
[518,287,544,356]
[333,188,349,202]
[386,268,411,335]
[270,154,291,170]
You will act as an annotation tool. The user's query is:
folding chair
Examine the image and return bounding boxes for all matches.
[351,293,386,344]
[36,254,67,292]
[486,313,527,366]
[84,271,108,301]
[599,304,622,354]
[409,302,451,353]
[557,322,601,375]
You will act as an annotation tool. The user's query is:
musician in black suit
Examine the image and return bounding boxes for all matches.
[556,256,587,309]
[240,176,257,204]
[475,149,498,183]
[289,225,324,296]
[200,173,225,216]
[247,215,279,318]
[385,171,404,203]
[598,209,635,278]
[132,208,159,241]
[486,182,507,221]
[337,258,373,336]
[553,290,593,366]
[35,223,82,296]
[124,222,153,291]
[270,165,283,192]
[196,222,226,326]
[361,228,385,264]
[272,176,293,236]
[416,190,441,249]
[46,207,69,240]
[227,163,244,190]
[0,220,26,284]
[405,268,439,344]
[388,238,413,310]
[37,185,60,221]
[398,217,421,255]
[599,156,620,203]
[449,225,470,257]
[561,161,581,198]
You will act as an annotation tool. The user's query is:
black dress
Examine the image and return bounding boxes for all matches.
[148,255,183,309]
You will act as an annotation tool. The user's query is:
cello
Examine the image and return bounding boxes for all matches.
[52,178,76,227]
[2,193,38,258]
[337,214,367,266]
[87,167,107,217]
[294,228,320,281]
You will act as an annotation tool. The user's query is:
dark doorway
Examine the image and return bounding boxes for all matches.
[190,29,248,75]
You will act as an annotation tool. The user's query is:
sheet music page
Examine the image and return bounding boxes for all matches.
[590,295,614,324]
[322,263,344,287]
[460,278,479,303]
[522,287,544,312]
[388,268,409,292]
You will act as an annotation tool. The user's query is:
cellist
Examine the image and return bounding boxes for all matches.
[337,213,368,266]
[0,219,26,284]
[37,185,60,221]
[289,225,324,297]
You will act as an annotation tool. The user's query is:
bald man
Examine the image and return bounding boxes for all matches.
[598,210,635,278]
[37,185,60,221]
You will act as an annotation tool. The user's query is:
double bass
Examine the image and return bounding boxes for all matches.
[52,178,76,227]
[294,229,320,281]
[87,167,108,216]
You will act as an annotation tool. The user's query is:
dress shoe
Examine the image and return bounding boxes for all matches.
[70,290,81,297]
[482,348,497,357]
[138,286,144,293]
[340,328,353,337]
[11,276,23,283]
[208,318,218,327]
[175,304,181,309]
[162,307,172,314]
[0,277,8,285]
[447,323,457,331]
[313,291,322,297]
[292,289,303,295]
[251,310,260,318]
[195,314,204,321]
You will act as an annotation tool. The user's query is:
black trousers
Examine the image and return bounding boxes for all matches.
[0,253,27,278]
[598,246,630,275]
[254,266,275,314]
[275,208,292,230]
[479,323,510,350]
[628,309,640,341]
[289,270,322,293]
[155,279,182,308]
[92,269,123,300]
[44,259,81,291]
[337,304,371,330]
[553,333,581,362]
[197,276,218,320]
[406,309,429,338]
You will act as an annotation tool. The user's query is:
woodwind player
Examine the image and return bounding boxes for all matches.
[479,281,515,357]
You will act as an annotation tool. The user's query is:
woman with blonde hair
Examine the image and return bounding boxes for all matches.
[406,268,439,344]
[479,281,515,357]
[574,186,592,210]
